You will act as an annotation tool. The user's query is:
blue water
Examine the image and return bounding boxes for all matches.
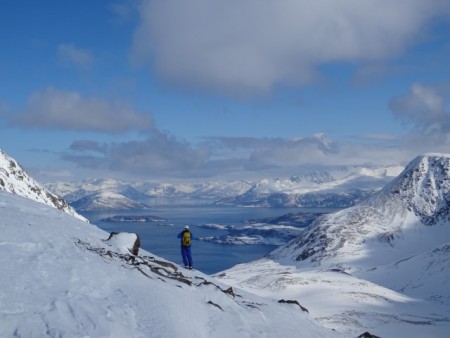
[81,205,314,274]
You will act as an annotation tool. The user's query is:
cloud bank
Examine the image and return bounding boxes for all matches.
[61,132,413,180]
[63,131,210,178]
[10,87,153,133]
[15,81,449,181]
[131,0,449,96]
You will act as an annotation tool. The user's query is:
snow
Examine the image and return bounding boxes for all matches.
[0,190,343,338]
[104,232,139,254]
[216,154,450,338]
[70,191,149,211]
[0,149,87,222]
[216,259,450,338]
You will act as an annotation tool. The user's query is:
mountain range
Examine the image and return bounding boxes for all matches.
[46,165,404,211]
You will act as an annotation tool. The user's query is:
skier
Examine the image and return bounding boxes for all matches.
[177,225,194,269]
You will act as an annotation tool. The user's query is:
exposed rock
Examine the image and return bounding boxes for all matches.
[278,299,309,313]
[357,332,381,338]
[207,300,224,311]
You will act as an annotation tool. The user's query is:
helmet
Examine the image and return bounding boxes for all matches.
[184,225,189,229]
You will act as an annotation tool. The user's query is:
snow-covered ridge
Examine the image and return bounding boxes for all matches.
[269,153,450,275]
[214,166,404,207]
[380,154,450,225]
[0,149,87,222]
[70,191,149,211]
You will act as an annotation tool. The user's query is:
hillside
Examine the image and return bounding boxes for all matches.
[217,154,450,337]
[0,149,87,221]
[268,153,450,272]
[0,190,344,338]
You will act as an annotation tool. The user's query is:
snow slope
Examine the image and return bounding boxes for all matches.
[216,154,450,337]
[216,259,450,338]
[0,149,87,222]
[0,190,344,338]
[269,154,450,272]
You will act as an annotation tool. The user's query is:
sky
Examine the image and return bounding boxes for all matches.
[1,0,450,183]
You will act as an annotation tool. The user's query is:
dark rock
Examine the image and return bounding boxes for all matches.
[278,299,309,313]
[357,332,381,338]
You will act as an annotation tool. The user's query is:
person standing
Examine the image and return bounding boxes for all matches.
[177,225,194,269]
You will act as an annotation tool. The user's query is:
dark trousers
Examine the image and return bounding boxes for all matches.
[181,246,193,267]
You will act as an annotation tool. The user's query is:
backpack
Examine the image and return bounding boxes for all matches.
[182,231,191,246]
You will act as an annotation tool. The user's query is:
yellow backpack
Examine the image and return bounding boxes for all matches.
[182,231,191,246]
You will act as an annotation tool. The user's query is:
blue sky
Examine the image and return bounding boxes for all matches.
[1,0,450,183]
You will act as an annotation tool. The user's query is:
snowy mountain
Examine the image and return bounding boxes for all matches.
[47,179,253,211]
[0,149,87,222]
[268,153,450,273]
[221,166,403,207]
[216,153,450,337]
[70,191,150,211]
[47,179,252,202]
[0,190,346,338]
[47,179,150,209]
[47,165,403,211]
[143,180,254,200]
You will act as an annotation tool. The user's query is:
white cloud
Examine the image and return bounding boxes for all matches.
[11,87,153,133]
[131,0,449,97]
[391,83,446,123]
[58,43,93,69]
[390,83,450,143]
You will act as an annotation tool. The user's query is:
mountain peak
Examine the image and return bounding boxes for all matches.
[381,153,450,225]
[0,149,87,222]
[269,153,450,270]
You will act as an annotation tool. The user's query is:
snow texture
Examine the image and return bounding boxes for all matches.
[0,190,343,338]
[218,154,450,337]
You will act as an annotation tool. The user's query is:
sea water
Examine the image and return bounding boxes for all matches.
[81,204,311,274]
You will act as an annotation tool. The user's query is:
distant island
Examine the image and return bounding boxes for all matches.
[100,215,168,223]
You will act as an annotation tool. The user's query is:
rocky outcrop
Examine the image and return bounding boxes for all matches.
[0,149,88,222]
